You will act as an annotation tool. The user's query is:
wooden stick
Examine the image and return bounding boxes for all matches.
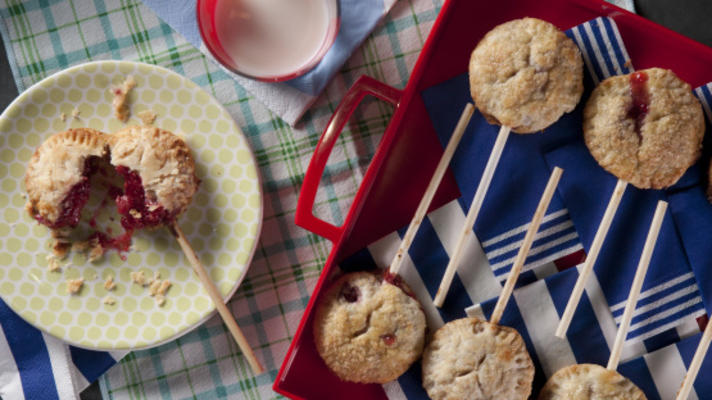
[489,167,563,325]
[389,103,475,276]
[676,319,712,399]
[555,179,628,338]
[433,125,511,307]
[171,222,265,375]
[607,200,667,371]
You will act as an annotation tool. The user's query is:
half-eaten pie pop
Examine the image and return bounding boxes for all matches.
[108,125,199,231]
[25,128,108,230]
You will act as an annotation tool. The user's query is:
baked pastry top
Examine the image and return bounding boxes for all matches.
[25,128,108,228]
[421,317,535,400]
[584,68,704,189]
[469,17,584,133]
[108,126,199,220]
[313,271,426,384]
[538,363,647,400]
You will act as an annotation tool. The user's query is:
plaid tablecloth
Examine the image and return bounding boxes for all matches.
[0,0,442,398]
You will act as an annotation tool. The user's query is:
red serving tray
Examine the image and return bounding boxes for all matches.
[273,0,712,398]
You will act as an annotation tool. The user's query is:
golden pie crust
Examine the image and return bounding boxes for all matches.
[108,126,199,217]
[24,128,108,226]
[538,363,647,400]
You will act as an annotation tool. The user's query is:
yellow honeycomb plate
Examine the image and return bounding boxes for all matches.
[0,60,262,350]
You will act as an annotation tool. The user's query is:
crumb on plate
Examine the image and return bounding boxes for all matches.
[104,275,116,291]
[137,109,157,125]
[102,295,116,305]
[66,278,84,294]
[112,75,136,122]
[130,270,147,286]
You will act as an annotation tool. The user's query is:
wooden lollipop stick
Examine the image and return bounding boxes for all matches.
[490,167,563,325]
[433,125,511,307]
[607,200,667,371]
[555,179,628,338]
[676,318,712,399]
[171,223,265,375]
[389,103,475,276]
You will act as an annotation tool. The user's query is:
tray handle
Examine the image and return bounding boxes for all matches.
[296,75,402,242]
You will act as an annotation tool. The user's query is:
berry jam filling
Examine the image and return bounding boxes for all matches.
[35,157,99,229]
[89,231,133,253]
[380,333,396,346]
[627,71,649,139]
[114,166,174,230]
[340,283,360,303]
[383,271,416,299]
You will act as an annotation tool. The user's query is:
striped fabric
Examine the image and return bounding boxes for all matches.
[331,17,712,399]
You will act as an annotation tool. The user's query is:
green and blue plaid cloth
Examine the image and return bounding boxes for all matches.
[0,0,443,398]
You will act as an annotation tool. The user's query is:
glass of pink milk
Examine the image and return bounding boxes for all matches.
[197,0,340,82]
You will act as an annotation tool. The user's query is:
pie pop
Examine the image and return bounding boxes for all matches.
[555,68,705,338]
[434,17,584,307]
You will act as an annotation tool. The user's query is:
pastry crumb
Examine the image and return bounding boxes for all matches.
[47,256,62,272]
[71,107,80,119]
[130,270,147,286]
[104,276,116,291]
[158,280,171,295]
[87,237,104,262]
[129,209,142,219]
[112,75,136,122]
[137,109,157,125]
[102,296,116,305]
[148,279,162,296]
[71,240,90,253]
[155,294,166,307]
[51,238,71,259]
[66,278,84,294]
[60,112,67,122]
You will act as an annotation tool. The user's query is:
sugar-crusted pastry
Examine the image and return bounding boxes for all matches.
[469,18,584,133]
[421,317,534,400]
[25,128,108,229]
[108,126,199,229]
[313,271,426,384]
[584,68,704,189]
[538,363,647,400]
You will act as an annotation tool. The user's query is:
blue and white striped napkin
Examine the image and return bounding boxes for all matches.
[0,299,126,400]
[142,0,399,126]
[336,17,712,399]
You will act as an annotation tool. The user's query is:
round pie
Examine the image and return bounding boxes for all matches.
[538,363,647,400]
[421,317,535,400]
[25,128,109,229]
[313,271,426,384]
[108,126,199,230]
[584,68,704,189]
[469,17,584,133]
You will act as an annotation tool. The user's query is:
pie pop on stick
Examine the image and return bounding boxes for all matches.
[109,126,264,374]
[539,201,666,400]
[555,68,705,338]
[310,104,474,384]
[676,317,712,399]
[421,167,562,400]
[433,18,584,307]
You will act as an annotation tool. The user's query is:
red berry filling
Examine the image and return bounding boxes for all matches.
[89,231,133,253]
[381,333,396,346]
[340,283,360,303]
[114,166,174,230]
[34,157,99,229]
[627,71,649,139]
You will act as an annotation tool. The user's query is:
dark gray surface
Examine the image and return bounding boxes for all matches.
[0,2,709,400]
